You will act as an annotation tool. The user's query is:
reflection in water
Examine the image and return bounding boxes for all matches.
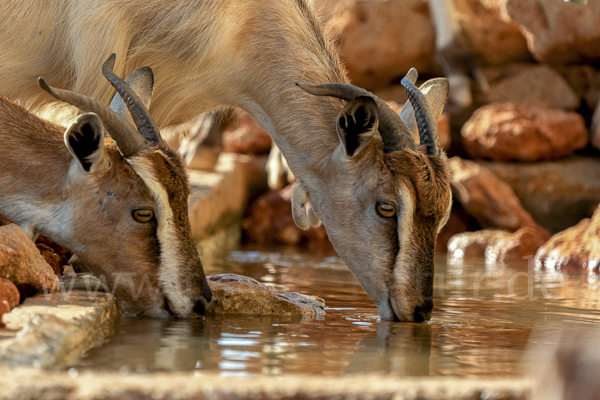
[80,247,600,377]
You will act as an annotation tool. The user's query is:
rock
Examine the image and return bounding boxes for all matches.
[207,274,325,318]
[453,0,530,66]
[449,157,550,239]
[35,244,64,276]
[327,0,436,89]
[0,215,13,227]
[0,225,59,298]
[483,64,580,110]
[506,0,600,64]
[242,183,332,248]
[0,278,19,328]
[477,157,600,234]
[534,205,600,273]
[223,110,272,155]
[555,65,600,109]
[435,208,477,254]
[448,227,548,264]
[461,102,588,162]
[35,235,72,270]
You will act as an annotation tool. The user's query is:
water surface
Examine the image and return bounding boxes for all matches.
[79,246,600,377]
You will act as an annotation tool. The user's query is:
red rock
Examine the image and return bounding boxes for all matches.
[483,64,580,110]
[448,227,548,264]
[0,225,59,298]
[0,277,20,328]
[35,235,72,269]
[223,111,272,155]
[435,208,476,254]
[35,243,64,276]
[0,215,13,227]
[506,0,600,64]
[242,184,332,248]
[327,0,436,89]
[449,157,550,239]
[534,205,600,273]
[461,103,588,162]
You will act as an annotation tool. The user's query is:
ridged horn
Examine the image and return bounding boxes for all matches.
[38,77,149,158]
[401,68,441,157]
[295,82,416,153]
[102,54,162,144]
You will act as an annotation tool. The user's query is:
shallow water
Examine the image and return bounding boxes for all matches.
[79,246,600,377]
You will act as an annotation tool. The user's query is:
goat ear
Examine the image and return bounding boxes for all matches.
[400,78,449,142]
[109,66,154,124]
[64,113,107,173]
[336,96,378,158]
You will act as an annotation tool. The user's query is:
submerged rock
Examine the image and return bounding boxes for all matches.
[0,225,59,298]
[448,227,548,264]
[534,206,600,273]
[207,274,325,318]
[0,278,19,328]
[448,157,550,238]
[462,103,587,162]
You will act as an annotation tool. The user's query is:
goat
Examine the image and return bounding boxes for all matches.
[0,0,451,322]
[0,55,212,318]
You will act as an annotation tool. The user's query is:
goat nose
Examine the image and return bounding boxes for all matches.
[192,281,213,316]
[413,300,433,323]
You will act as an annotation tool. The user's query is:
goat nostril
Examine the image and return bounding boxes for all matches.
[193,298,209,316]
[413,301,433,323]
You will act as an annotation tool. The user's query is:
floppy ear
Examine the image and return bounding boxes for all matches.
[109,66,154,124]
[400,78,449,142]
[336,96,378,158]
[64,113,107,173]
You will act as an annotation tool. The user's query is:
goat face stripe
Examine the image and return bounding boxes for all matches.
[128,156,192,317]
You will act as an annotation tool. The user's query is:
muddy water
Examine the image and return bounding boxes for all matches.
[79,246,600,377]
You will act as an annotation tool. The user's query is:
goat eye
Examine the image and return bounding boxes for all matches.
[376,202,396,218]
[132,209,154,223]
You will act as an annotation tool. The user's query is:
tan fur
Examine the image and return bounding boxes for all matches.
[0,0,451,321]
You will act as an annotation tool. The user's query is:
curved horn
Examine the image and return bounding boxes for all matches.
[38,78,149,158]
[296,82,416,152]
[401,68,441,157]
[102,54,162,144]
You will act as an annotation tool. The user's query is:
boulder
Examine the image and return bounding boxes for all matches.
[461,102,588,161]
[0,278,19,328]
[483,64,580,110]
[242,183,332,248]
[207,274,325,318]
[35,235,72,270]
[448,157,550,239]
[327,0,436,89]
[453,0,531,66]
[448,227,548,264]
[506,0,600,64]
[0,224,59,298]
[35,244,64,276]
[223,110,272,155]
[477,157,600,234]
[435,208,477,254]
[534,205,600,273]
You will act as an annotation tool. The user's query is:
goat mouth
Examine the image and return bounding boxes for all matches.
[163,296,177,318]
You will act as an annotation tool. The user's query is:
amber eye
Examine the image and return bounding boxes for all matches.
[133,209,154,223]
[376,202,396,218]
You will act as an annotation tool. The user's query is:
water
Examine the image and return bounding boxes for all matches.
[79,246,600,377]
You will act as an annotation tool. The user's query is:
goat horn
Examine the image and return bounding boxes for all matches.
[401,68,441,157]
[102,54,162,144]
[295,82,416,153]
[38,77,149,158]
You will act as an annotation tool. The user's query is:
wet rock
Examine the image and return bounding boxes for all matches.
[448,228,548,264]
[207,274,325,318]
[242,183,332,248]
[223,110,272,155]
[453,0,530,66]
[477,157,600,234]
[534,205,600,273]
[483,64,580,110]
[449,157,550,239]
[461,102,588,162]
[0,224,59,298]
[436,208,477,254]
[327,0,435,89]
[506,0,600,64]
[0,278,19,328]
